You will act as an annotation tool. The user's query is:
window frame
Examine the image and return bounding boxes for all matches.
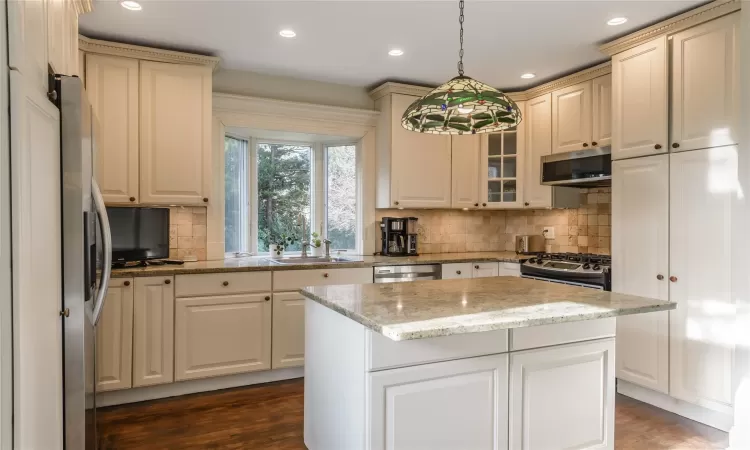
[323,143,360,254]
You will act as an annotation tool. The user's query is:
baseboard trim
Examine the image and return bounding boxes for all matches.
[617,379,733,432]
[97,367,304,407]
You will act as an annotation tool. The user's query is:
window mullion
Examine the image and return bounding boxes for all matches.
[249,137,259,255]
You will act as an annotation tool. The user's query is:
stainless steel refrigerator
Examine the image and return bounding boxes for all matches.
[55,75,113,449]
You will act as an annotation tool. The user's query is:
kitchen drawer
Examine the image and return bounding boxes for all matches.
[510,317,616,351]
[498,262,521,277]
[472,262,499,278]
[273,267,372,291]
[175,272,272,297]
[442,263,472,279]
[367,329,509,371]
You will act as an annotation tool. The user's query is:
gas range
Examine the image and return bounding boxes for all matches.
[520,253,612,290]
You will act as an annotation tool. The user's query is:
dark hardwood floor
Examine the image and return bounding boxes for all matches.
[98,378,728,449]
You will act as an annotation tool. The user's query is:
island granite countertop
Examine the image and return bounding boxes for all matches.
[110,251,523,278]
[300,277,676,341]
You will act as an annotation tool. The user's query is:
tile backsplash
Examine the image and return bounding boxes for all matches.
[375,188,611,255]
[169,207,208,260]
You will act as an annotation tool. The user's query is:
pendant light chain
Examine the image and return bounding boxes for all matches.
[457,0,464,76]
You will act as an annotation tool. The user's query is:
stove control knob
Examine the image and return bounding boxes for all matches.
[529,258,536,264]
[537,259,545,265]
[582,263,591,270]
[593,264,601,271]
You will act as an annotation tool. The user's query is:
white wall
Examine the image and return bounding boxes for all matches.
[213,69,374,111]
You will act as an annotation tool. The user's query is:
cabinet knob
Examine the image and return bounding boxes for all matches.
[323,273,329,278]
[394,201,400,206]
[654,144,662,150]
[164,279,171,285]
[582,143,589,148]
[265,296,271,301]
[123,280,131,286]
[474,265,480,270]
[672,143,680,149]
[524,202,530,207]
[591,141,598,147]
[129,197,136,202]
[203,197,209,203]
[222,281,229,287]
[656,274,664,281]
[474,203,479,207]
[59,308,70,318]
[669,276,678,283]
[482,203,487,207]
[456,270,462,275]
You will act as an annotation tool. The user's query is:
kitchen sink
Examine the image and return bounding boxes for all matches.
[265,256,358,265]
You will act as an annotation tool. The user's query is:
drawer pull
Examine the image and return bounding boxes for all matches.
[222,281,229,287]
[323,273,329,278]
[129,197,136,202]
[164,279,171,285]
[654,144,662,150]
[591,141,598,146]
[672,143,680,149]
[656,274,664,280]
[669,276,678,282]
[123,281,131,287]
[264,296,271,301]
[474,265,480,270]
[456,270,462,275]
[582,143,589,147]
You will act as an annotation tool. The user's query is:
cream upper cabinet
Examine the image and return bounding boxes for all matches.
[611,36,668,160]
[7,0,50,94]
[669,146,736,415]
[524,94,552,208]
[612,155,669,394]
[592,74,612,148]
[86,55,140,204]
[174,293,272,381]
[451,135,481,209]
[481,103,525,210]
[375,93,452,208]
[96,278,134,392]
[139,61,212,205]
[132,276,175,387]
[551,81,592,153]
[671,13,739,153]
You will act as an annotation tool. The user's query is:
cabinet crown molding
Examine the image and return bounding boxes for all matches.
[79,35,221,70]
[598,0,740,56]
[368,62,611,103]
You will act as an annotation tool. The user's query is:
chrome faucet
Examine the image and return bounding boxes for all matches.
[300,214,310,258]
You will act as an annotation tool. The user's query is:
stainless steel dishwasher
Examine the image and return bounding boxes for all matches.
[373,264,442,283]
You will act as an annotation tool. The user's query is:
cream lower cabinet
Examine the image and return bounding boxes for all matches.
[472,262,499,278]
[509,339,615,450]
[133,276,174,387]
[96,278,134,392]
[272,268,373,369]
[368,354,509,450]
[443,262,519,280]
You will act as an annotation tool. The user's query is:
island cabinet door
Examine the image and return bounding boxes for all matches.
[509,339,615,450]
[368,354,509,450]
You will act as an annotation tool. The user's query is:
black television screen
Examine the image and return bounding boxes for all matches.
[107,207,169,263]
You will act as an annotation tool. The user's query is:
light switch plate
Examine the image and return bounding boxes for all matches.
[543,227,555,240]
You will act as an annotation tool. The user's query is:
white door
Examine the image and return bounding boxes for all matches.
[442,263,472,279]
[671,13,739,153]
[174,293,272,380]
[139,61,212,205]
[551,81,592,153]
[9,70,64,450]
[611,36,668,160]
[524,94,552,208]
[510,339,615,450]
[132,277,175,387]
[96,278,134,392]
[86,54,140,204]
[591,74,612,148]
[612,155,669,393]
[272,292,306,369]
[368,354,508,450]
[390,93,452,208]
[669,147,736,415]
[451,135,481,209]
[472,262,499,278]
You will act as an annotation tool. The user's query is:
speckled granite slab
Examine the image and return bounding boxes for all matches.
[300,277,676,341]
[110,252,523,278]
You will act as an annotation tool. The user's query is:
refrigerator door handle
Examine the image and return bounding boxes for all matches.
[92,179,112,326]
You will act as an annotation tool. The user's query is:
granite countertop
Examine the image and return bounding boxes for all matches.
[300,277,675,341]
[110,252,523,278]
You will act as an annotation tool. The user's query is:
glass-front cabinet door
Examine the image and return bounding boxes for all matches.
[481,128,524,208]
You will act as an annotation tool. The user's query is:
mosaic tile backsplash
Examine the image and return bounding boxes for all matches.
[168,207,208,260]
[376,188,611,255]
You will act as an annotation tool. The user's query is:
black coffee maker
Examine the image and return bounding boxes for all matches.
[380,217,418,256]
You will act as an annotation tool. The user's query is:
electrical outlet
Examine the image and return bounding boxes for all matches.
[543,226,555,240]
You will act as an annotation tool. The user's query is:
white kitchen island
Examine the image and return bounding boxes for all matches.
[300,276,675,450]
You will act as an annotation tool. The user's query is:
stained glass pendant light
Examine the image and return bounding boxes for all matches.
[401,0,521,135]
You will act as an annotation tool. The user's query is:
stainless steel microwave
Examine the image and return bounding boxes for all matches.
[541,147,612,188]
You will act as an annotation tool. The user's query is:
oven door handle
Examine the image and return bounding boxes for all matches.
[92,180,112,326]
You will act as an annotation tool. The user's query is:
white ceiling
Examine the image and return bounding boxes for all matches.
[80,0,706,90]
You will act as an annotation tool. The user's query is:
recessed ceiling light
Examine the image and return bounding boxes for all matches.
[520,73,536,79]
[279,29,296,38]
[607,17,628,26]
[120,0,142,10]
[388,49,404,57]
